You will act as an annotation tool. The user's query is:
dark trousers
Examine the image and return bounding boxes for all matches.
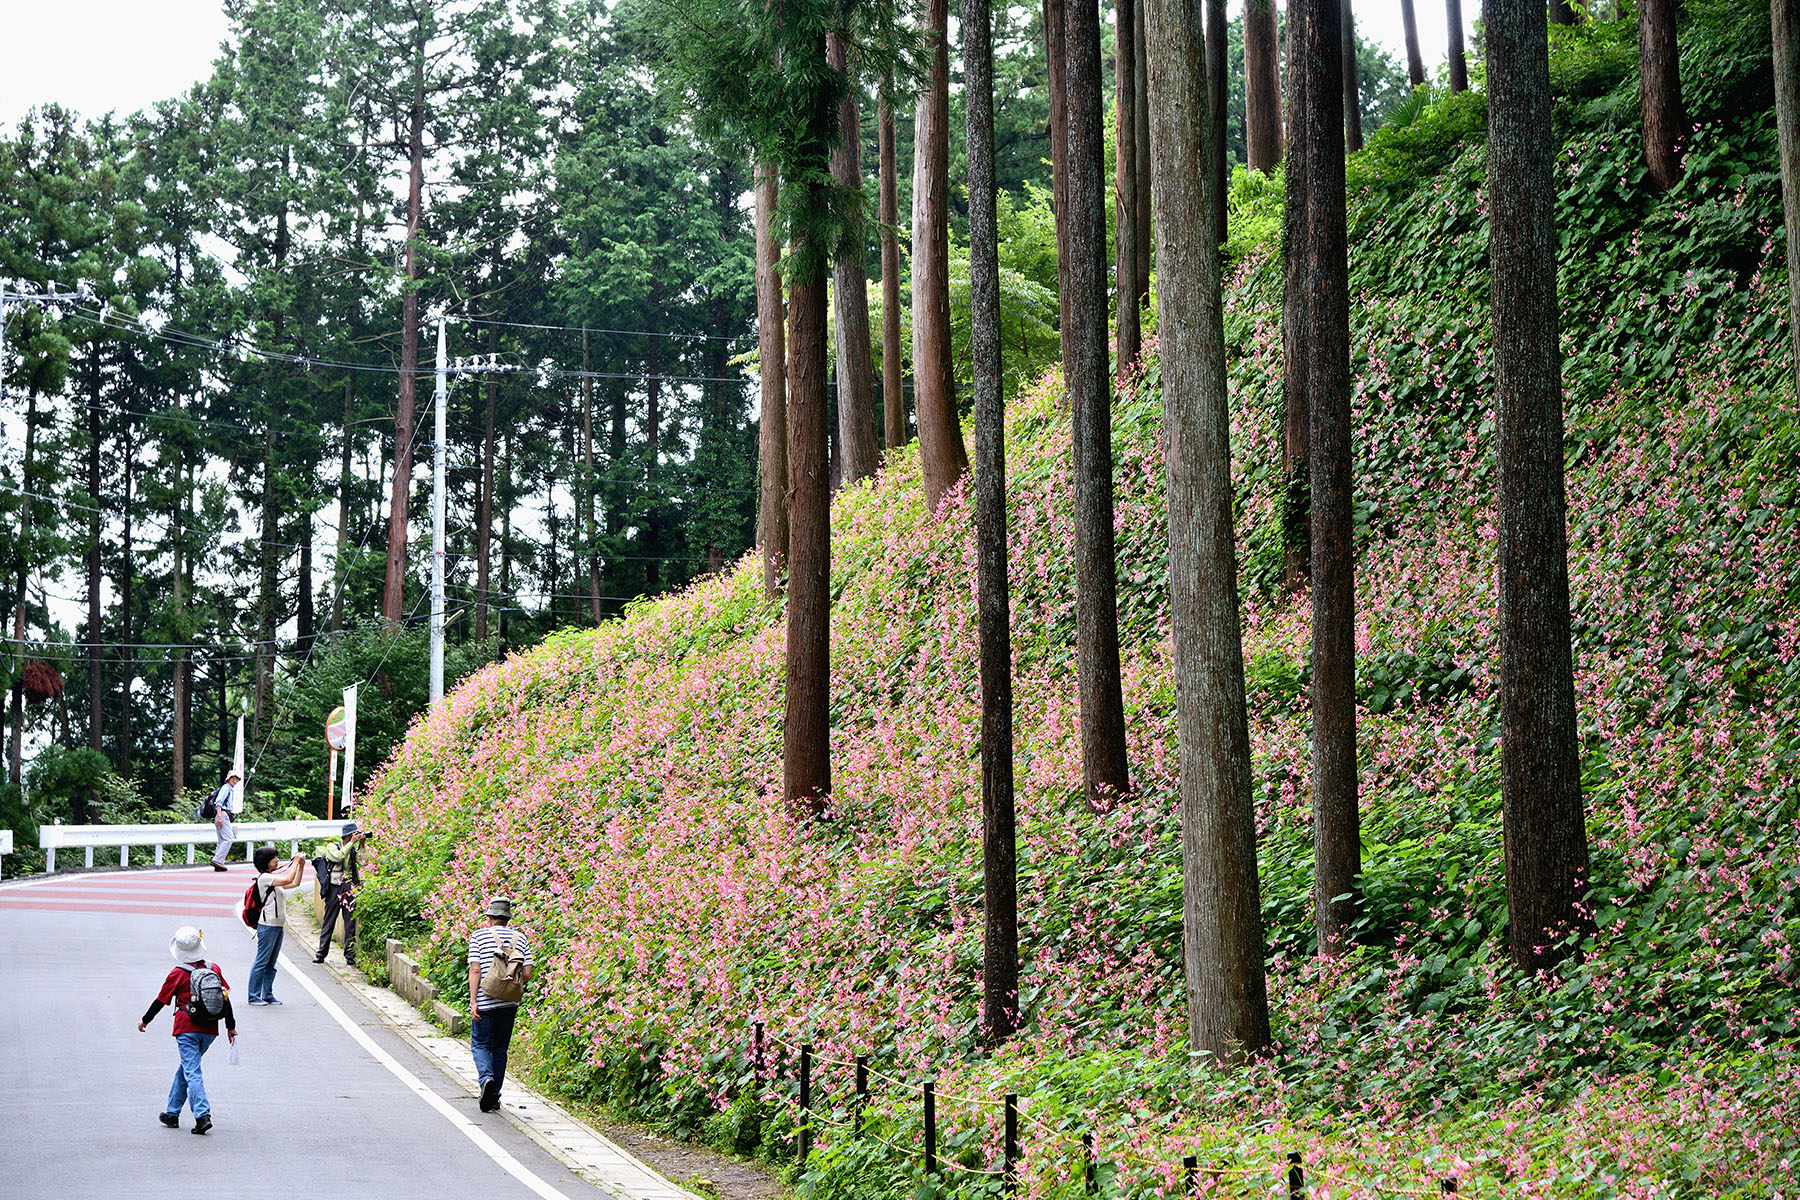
[470,1006,518,1093]
[317,883,357,962]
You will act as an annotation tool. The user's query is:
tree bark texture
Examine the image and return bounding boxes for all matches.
[1289,0,1360,955]
[964,0,1020,1046]
[1134,3,1152,297]
[1446,0,1469,92]
[332,377,354,633]
[383,43,426,624]
[756,161,790,598]
[1400,0,1426,85]
[1777,0,1800,393]
[1143,0,1274,1065]
[1066,0,1133,810]
[476,326,498,640]
[913,0,971,511]
[1638,0,1686,192]
[255,426,278,743]
[584,327,602,621]
[879,81,909,451]
[784,41,835,817]
[1342,0,1364,153]
[830,31,881,486]
[1280,143,1311,592]
[1487,0,1594,977]
[1551,0,1577,26]
[1115,0,1143,375]
[1047,0,1072,352]
[1244,0,1285,171]
[1206,0,1228,247]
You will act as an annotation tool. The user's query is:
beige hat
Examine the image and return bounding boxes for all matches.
[169,926,206,962]
[484,897,514,920]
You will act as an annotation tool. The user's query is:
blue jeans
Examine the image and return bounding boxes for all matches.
[248,924,283,1001]
[470,1007,518,1093]
[165,1032,216,1117]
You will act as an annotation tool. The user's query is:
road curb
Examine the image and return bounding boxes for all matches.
[286,897,701,1200]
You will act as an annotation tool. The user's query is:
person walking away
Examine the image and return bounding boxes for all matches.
[208,770,240,871]
[139,925,238,1134]
[314,823,365,965]
[247,846,305,1005]
[468,897,534,1112]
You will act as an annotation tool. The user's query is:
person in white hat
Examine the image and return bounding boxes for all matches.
[138,926,237,1134]
[209,770,241,871]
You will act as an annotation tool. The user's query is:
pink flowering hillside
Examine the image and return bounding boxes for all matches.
[361,10,1798,1197]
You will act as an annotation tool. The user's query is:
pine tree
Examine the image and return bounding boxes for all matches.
[1115,0,1143,374]
[1399,0,1426,86]
[1447,0,1469,93]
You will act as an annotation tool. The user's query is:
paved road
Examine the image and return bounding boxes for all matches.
[0,866,615,1200]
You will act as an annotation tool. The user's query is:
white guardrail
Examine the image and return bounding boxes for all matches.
[38,820,349,872]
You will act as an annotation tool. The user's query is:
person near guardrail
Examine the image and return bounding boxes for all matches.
[247,846,306,1004]
[468,897,534,1112]
[313,823,364,966]
[138,926,237,1135]
[208,770,240,871]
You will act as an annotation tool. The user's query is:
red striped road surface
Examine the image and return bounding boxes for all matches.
[0,865,247,919]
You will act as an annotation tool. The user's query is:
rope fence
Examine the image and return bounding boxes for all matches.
[747,1022,1467,1197]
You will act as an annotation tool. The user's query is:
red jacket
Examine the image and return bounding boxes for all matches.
[143,962,236,1036]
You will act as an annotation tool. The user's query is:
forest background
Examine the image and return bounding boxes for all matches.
[0,0,1409,833]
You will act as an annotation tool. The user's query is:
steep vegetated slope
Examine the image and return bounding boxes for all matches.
[362,4,1798,1194]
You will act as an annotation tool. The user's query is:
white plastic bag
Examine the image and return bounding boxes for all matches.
[226,1036,241,1066]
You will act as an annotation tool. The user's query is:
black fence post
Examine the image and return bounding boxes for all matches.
[1083,1131,1097,1195]
[1288,1151,1304,1200]
[923,1079,937,1178]
[1441,1182,1458,1195]
[798,1043,812,1166]
[1003,1093,1018,1195]
[1183,1155,1198,1195]
[854,1055,869,1139]
[753,1021,764,1085]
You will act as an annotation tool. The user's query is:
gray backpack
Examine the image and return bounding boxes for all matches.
[184,962,228,1020]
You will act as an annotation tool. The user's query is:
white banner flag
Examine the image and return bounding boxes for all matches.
[341,684,358,816]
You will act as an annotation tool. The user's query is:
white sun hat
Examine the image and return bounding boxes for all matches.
[169,926,206,962]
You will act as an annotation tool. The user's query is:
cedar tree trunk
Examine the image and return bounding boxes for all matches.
[913,0,971,510]
[965,0,1020,1045]
[1245,0,1285,170]
[1487,0,1594,977]
[1066,0,1133,810]
[830,30,880,485]
[756,162,790,597]
[1638,0,1685,192]
[878,81,908,451]
[1144,0,1274,1064]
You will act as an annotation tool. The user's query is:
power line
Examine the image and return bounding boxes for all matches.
[457,315,755,344]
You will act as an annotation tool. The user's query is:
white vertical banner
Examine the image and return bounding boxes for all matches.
[231,715,246,812]
[341,684,359,816]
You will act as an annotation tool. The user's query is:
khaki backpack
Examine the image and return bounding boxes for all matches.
[479,929,527,1004]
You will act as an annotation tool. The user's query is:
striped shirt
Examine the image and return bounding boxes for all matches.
[468,925,534,1012]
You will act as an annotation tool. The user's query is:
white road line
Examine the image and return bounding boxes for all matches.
[279,950,574,1200]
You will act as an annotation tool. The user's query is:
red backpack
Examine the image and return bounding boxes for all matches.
[240,879,270,929]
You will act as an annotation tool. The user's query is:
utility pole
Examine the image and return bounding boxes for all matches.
[429,312,447,706]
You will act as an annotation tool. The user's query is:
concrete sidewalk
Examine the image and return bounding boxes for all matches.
[288,893,701,1200]
[0,866,699,1200]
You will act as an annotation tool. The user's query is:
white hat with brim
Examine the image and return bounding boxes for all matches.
[169,926,206,962]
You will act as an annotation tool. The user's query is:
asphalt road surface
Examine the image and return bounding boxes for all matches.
[0,866,614,1200]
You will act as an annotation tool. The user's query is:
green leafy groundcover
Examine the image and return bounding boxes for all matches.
[359,8,1799,1196]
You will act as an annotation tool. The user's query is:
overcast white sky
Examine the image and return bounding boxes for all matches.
[0,0,1471,132]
